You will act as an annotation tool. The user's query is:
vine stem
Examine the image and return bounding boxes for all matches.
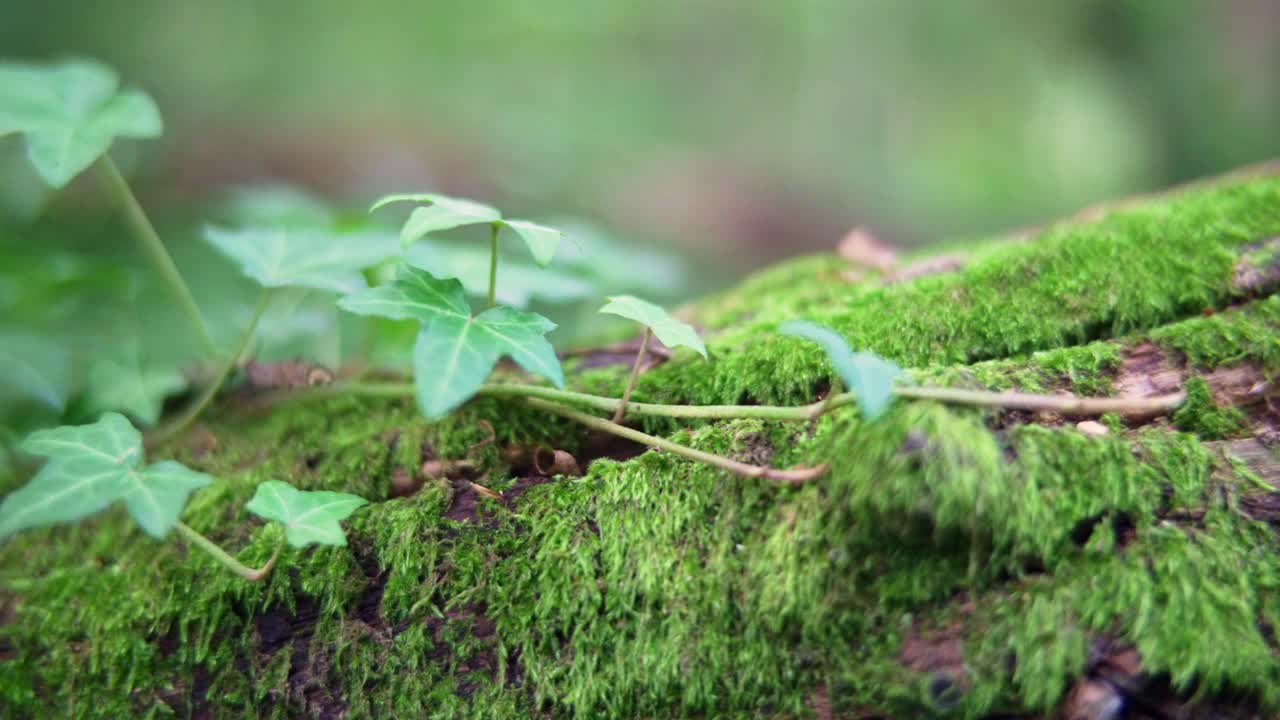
[151,291,272,444]
[173,521,279,581]
[296,381,1186,420]
[525,398,829,484]
[487,223,499,308]
[97,157,217,357]
[613,328,652,423]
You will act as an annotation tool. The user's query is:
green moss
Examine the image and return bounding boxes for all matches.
[1173,376,1247,440]
[643,178,1280,409]
[1151,294,1280,370]
[968,513,1280,714]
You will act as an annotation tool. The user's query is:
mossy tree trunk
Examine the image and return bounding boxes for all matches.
[3,175,1280,719]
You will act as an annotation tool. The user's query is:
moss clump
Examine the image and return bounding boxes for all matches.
[4,175,1280,718]
[1173,376,1247,440]
[1151,294,1280,370]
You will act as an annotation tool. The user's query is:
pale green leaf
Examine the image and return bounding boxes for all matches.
[501,219,562,267]
[83,346,186,427]
[404,241,594,307]
[371,193,501,248]
[0,413,211,539]
[779,321,904,421]
[412,304,563,419]
[244,480,367,548]
[121,460,211,538]
[409,299,560,417]
[339,264,564,419]
[0,332,72,411]
[600,295,707,358]
[371,192,564,265]
[337,263,469,324]
[0,59,162,188]
[204,226,400,294]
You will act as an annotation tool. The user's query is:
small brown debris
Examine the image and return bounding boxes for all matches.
[1076,420,1109,437]
[839,268,867,284]
[1114,342,1182,400]
[421,459,475,478]
[837,227,898,272]
[467,481,502,500]
[183,425,218,459]
[242,360,335,389]
[806,685,833,720]
[883,254,965,284]
[1060,679,1124,720]
[533,448,582,477]
[389,468,420,498]
[899,619,969,707]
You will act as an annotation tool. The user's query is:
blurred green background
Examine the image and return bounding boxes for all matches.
[3,0,1277,269]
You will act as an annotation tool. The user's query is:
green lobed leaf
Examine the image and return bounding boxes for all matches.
[337,262,470,324]
[371,193,501,248]
[339,264,564,419]
[83,344,186,427]
[501,219,563,267]
[244,480,367,548]
[371,192,564,265]
[204,226,400,294]
[405,241,595,308]
[0,413,211,539]
[779,320,904,421]
[0,59,162,188]
[600,295,707,358]
[0,331,72,411]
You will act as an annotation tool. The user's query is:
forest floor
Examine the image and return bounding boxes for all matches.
[3,169,1280,719]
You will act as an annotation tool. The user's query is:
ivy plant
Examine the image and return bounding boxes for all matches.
[779,320,905,421]
[0,58,214,355]
[83,339,187,427]
[245,481,369,548]
[0,413,367,580]
[405,241,595,308]
[0,58,161,189]
[0,413,209,540]
[372,193,564,307]
[339,263,563,418]
[598,295,706,421]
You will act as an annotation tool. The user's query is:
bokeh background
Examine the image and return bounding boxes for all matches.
[4,0,1278,272]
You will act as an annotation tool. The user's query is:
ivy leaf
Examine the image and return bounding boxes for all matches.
[83,345,186,427]
[600,295,707,358]
[204,226,400,294]
[244,480,367,548]
[339,264,564,419]
[404,241,594,308]
[371,192,563,266]
[779,320,904,421]
[0,413,211,540]
[0,59,162,188]
[0,331,72,411]
[337,262,470,323]
[372,193,501,247]
[501,220,562,267]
